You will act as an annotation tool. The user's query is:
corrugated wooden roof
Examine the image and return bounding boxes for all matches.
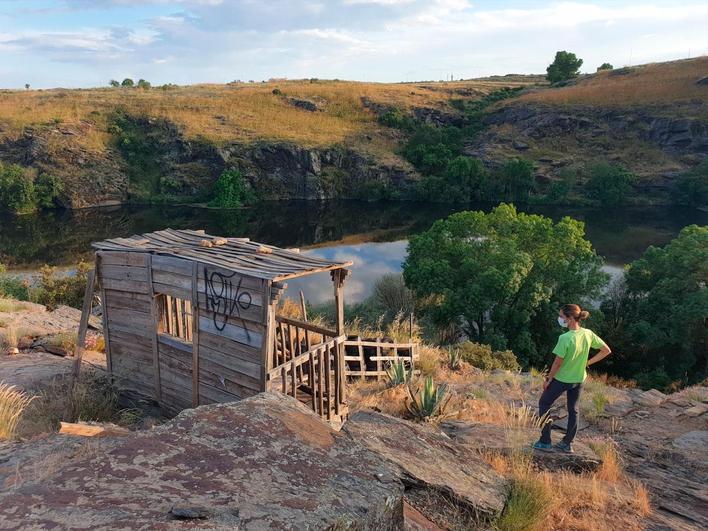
[92,228,352,282]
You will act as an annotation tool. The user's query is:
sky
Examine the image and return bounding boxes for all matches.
[0,0,706,88]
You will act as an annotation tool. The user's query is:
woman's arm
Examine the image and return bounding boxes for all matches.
[587,345,612,367]
[544,356,564,389]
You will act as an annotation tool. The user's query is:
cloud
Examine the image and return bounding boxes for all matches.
[1,1,706,87]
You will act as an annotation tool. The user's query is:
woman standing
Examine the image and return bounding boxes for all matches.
[533,304,612,452]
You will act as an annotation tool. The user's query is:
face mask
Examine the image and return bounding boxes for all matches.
[557,316,568,328]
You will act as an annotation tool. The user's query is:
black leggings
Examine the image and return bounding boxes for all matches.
[538,379,582,444]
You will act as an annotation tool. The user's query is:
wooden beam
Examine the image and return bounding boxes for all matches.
[98,256,113,380]
[147,255,162,402]
[191,261,200,407]
[72,265,96,380]
[299,290,308,322]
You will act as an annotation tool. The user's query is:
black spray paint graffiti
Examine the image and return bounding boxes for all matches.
[203,267,253,336]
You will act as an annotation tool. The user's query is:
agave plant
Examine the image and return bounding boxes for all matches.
[406,376,450,421]
[447,347,461,371]
[386,358,412,386]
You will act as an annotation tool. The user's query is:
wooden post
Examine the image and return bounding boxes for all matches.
[97,255,112,379]
[147,255,162,402]
[299,290,308,322]
[191,261,200,406]
[331,269,348,337]
[72,265,96,380]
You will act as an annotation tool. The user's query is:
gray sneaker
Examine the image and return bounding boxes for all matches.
[554,441,574,453]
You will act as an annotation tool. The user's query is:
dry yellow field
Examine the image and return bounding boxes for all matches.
[519,56,707,107]
[0,79,530,152]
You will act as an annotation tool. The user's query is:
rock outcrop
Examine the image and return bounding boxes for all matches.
[344,410,507,521]
[0,393,405,530]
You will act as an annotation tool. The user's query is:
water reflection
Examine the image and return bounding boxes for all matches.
[0,201,704,303]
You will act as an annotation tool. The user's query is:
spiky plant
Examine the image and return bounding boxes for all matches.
[406,376,449,421]
[447,347,462,371]
[386,359,412,386]
[0,383,34,439]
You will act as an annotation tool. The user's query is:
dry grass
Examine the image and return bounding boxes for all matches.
[488,445,651,531]
[0,326,18,350]
[0,383,35,440]
[0,298,37,313]
[519,57,708,110]
[0,79,525,152]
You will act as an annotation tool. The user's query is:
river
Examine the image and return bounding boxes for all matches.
[1,201,705,304]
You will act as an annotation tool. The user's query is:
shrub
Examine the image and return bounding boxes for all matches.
[496,475,553,531]
[272,88,282,95]
[0,163,36,213]
[137,79,151,89]
[121,78,134,87]
[597,63,614,72]
[546,51,583,83]
[405,376,449,421]
[586,162,635,206]
[546,167,576,203]
[496,158,534,202]
[0,384,34,440]
[30,261,91,311]
[457,342,521,371]
[372,274,413,317]
[378,108,412,129]
[672,161,708,206]
[109,79,120,87]
[34,173,64,209]
[209,169,254,208]
[0,264,30,300]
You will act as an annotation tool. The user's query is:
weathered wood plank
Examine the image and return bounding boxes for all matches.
[109,337,154,361]
[152,270,192,290]
[198,343,263,382]
[198,381,242,404]
[198,330,262,362]
[198,316,263,349]
[99,265,149,282]
[72,266,96,381]
[196,262,267,292]
[107,321,153,340]
[152,254,193,276]
[100,277,149,294]
[191,261,200,407]
[98,251,149,267]
[198,357,261,392]
[197,297,265,326]
[157,333,192,353]
[198,362,260,397]
[152,282,191,300]
[106,308,153,330]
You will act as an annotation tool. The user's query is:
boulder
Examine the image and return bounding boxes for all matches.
[0,394,405,530]
[633,388,668,407]
[344,410,507,521]
[512,140,529,150]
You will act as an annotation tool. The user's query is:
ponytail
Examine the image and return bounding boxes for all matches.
[561,304,590,322]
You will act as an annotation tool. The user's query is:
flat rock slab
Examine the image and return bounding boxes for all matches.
[440,422,602,474]
[0,350,105,393]
[0,393,405,530]
[344,411,507,521]
[672,430,708,452]
[633,389,668,407]
[552,416,590,432]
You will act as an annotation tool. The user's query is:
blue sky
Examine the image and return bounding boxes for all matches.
[1,1,706,88]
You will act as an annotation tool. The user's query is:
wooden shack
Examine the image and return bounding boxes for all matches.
[89,229,352,423]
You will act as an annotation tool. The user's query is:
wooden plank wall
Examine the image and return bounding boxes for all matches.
[98,251,156,398]
[100,252,269,413]
[196,261,267,405]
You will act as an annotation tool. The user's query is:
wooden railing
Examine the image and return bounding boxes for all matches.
[343,338,418,379]
[269,316,347,422]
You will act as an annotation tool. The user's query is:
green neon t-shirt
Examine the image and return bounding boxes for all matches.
[552,328,607,384]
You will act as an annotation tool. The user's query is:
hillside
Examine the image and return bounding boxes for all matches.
[0,57,706,209]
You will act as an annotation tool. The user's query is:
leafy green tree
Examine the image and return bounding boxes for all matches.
[586,162,634,206]
[137,79,151,89]
[403,125,463,175]
[403,204,608,367]
[546,167,577,203]
[546,51,583,83]
[0,164,36,213]
[597,63,613,72]
[34,173,64,209]
[614,226,708,386]
[416,156,487,202]
[498,158,534,202]
[209,169,254,208]
[121,78,134,87]
[672,162,708,206]
[109,79,120,87]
